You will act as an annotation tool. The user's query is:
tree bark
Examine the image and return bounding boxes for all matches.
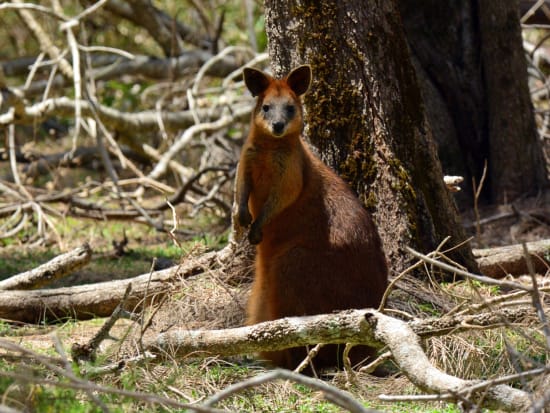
[398,0,548,206]
[264,0,476,273]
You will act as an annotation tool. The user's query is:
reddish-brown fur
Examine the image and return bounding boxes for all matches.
[237,65,388,371]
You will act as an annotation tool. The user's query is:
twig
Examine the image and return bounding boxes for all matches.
[0,2,67,21]
[358,351,392,374]
[472,160,488,239]
[0,95,252,134]
[343,343,359,386]
[378,256,425,311]
[12,0,73,78]
[294,343,324,375]
[523,242,550,350]
[148,105,251,180]
[406,247,531,291]
[71,283,135,363]
[203,369,378,413]
[521,0,548,23]
[52,334,110,413]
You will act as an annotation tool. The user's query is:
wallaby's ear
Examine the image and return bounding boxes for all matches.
[243,67,271,97]
[286,65,312,97]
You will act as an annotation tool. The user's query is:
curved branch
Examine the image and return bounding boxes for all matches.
[145,309,532,412]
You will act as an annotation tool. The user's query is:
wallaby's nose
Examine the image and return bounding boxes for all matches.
[272,122,285,135]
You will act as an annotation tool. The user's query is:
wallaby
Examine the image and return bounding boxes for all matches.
[237,65,388,371]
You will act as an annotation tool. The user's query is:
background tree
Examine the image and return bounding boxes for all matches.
[398,0,549,207]
[264,0,477,274]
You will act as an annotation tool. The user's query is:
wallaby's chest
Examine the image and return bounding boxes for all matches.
[247,144,290,181]
[245,142,305,218]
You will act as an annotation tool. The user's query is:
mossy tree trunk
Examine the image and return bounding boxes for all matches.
[264,0,477,274]
[398,0,548,207]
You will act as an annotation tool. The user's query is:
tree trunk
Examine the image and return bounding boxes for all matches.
[398,0,548,207]
[264,0,477,273]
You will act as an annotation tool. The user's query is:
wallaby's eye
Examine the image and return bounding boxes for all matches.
[262,104,270,112]
[285,105,295,116]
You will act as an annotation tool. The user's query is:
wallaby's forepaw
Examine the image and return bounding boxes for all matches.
[248,222,263,245]
[238,208,252,228]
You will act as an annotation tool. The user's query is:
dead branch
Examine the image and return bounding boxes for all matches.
[0,250,218,323]
[11,0,73,79]
[203,369,380,413]
[119,0,185,56]
[99,0,212,50]
[0,244,92,290]
[473,239,550,278]
[144,307,530,356]
[91,51,245,81]
[71,284,135,363]
[0,95,252,134]
[407,247,532,290]
[145,309,532,412]
[0,339,227,413]
[12,51,246,97]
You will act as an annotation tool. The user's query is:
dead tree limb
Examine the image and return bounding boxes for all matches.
[473,239,550,278]
[14,51,246,97]
[203,369,380,413]
[0,95,252,135]
[145,307,531,356]
[0,250,218,323]
[100,0,212,50]
[0,244,92,291]
[71,284,135,363]
[145,309,532,412]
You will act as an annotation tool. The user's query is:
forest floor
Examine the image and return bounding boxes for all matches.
[0,183,548,412]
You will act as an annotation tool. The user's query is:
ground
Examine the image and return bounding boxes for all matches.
[0,186,548,411]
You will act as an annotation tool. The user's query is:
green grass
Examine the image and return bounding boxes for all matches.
[0,249,57,279]
[0,212,227,285]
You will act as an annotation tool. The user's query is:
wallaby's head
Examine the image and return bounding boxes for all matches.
[243,65,311,138]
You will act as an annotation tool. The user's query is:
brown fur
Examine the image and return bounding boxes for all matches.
[237,65,388,371]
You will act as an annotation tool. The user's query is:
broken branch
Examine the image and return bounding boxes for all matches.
[145,309,532,412]
[0,243,92,290]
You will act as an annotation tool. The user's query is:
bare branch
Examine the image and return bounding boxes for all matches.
[71,283,136,363]
[406,247,532,291]
[0,244,92,290]
[0,250,218,323]
[145,309,532,411]
[203,369,380,413]
[12,0,73,79]
[100,0,211,50]
[0,95,251,134]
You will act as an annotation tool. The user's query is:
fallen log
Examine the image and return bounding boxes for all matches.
[0,250,217,323]
[0,244,92,290]
[1,238,547,324]
[145,308,534,412]
[473,239,550,278]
